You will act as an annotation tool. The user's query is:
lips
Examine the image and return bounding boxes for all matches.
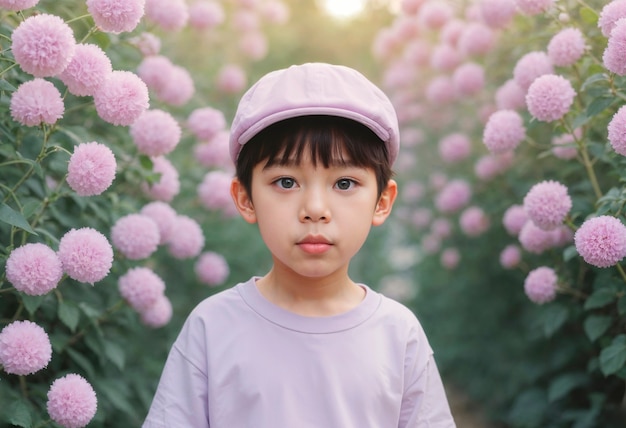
[297,235,333,254]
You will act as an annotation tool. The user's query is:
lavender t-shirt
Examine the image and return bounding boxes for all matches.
[143,278,456,428]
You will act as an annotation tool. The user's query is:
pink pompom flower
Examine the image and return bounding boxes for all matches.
[198,170,237,216]
[93,71,149,126]
[137,55,174,94]
[425,75,457,105]
[142,156,181,202]
[10,79,64,126]
[547,28,585,67]
[156,65,195,107]
[417,1,453,29]
[440,248,460,270]
[6,243,63,296]
[518,220,559,254]
[11,14,76,78]
[603,18,626,75]
[145,0,189,31]
[411,208,432,230]
[67,142,116,196]
[435,179,472,214]
[59,44,112,97]
[503,204,528,236]
[524,266,558,304]
[453,62,485,96]
[495,79,526,111]
[526,74,576,122]
[130,109,181,157]
[438,133,472,164]
[609,105,626,156]
[47,373,97,428]
[552,129,580,160]
[480,0,516,29]
[483,109,526,153]
[195,251,230,286]
[430,44,462,72]
[129,32,161,56]
[0,0,39,10]
[0,320,52,375]
[167,215,205,259]
[575,216,626,268]
[187,107,227,141]
[474,153,513,181]
[216,64,247,93]
[140,294,172,328]
[189,0,225,30]
[239,31,269,61]
[111,213,160,260]
[523,180,572,230]
[194,130,232,169]
[599,0,626,37]
[261,0,289,24]
[428,220,450,240]
[140,201,177,244]
[457,22,495,57]
[118,267,166,311]
[500,244,521,269]
[58,227,113,284]
[86,0,145,34]
[459,206,490,237]
[515,0,554,16]
[513,51,554,91]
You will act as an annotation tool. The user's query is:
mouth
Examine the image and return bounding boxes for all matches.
[297,235,333,254]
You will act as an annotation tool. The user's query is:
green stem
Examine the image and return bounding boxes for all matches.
[0,62,18,77]
[1,126,51,204]
[616,263,626,284]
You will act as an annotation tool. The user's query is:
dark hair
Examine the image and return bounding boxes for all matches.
[235,116,394,199]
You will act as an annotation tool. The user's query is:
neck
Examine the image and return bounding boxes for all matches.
[255,267,365,317]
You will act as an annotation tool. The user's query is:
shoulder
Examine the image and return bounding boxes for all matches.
[181,278,254,330]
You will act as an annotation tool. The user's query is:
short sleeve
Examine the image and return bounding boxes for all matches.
[142,316,211,428]
[399,327,456,428]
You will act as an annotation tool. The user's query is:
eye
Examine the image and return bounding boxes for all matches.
[335,178,355,190]
[275,177,296,189]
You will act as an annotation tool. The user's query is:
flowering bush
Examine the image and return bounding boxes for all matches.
[374,0,626,425]
[0,1,289,426]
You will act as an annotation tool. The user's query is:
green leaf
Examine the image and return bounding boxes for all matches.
[104,340,126,371]
[584,315,613,342]
[0,79,17,91]
[21,294,46,315]
[7,400,32,428]
[0,203,37,235]
[581,73,610,91]
[542,303,569,338]
[586,96,615,117]
[66,347,96,379]
[580,6,599,24]
[584,288,617,310]
[139,154,154,170]
[599,335,626,376]
[58,301,81,332]
[563,245,578,262]
[618,294,626,315]
[548,373,587,402]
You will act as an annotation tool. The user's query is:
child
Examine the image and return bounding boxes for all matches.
[143,63,456,428]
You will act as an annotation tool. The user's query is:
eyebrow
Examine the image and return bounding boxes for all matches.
[263,156,359,169]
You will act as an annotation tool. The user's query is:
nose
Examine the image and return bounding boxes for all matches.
[300,186,331,223]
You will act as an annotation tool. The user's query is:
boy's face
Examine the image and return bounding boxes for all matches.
[231,150,397,281]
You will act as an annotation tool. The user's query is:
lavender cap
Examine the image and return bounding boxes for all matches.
[229,62,400,164]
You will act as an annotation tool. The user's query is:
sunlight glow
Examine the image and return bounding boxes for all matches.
[320,0,368,19]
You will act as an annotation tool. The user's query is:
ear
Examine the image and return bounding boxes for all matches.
[230,178,257,224]
[372,179,398,227]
